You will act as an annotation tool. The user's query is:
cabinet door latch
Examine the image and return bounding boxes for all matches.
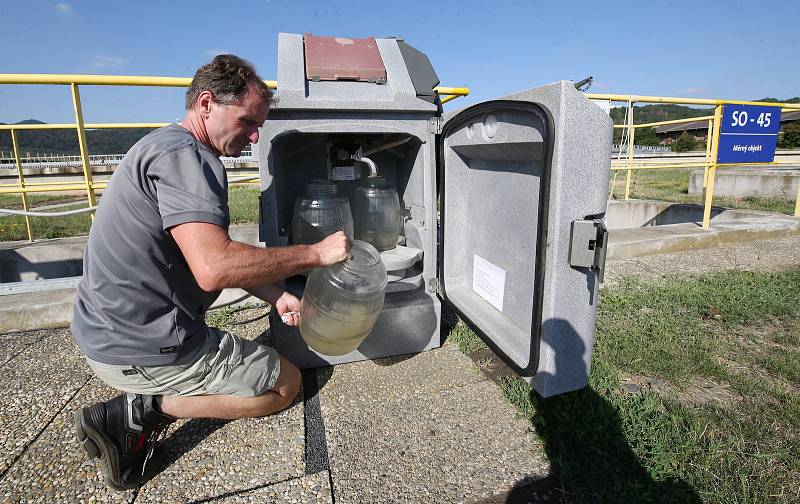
[568,219,609,282]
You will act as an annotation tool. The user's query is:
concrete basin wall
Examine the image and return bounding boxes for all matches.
[605,199,800,259]
[0,225,262,283]
[605,200,771,230]
[688,167,800,198]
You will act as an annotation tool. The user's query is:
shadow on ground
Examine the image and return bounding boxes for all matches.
[525,385,701,504]
[446,305,702,504]
[144,418,230,480]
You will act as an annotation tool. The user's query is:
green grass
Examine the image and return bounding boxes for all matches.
[450,268,800,503]
[447,318,488,353]
[0,186,262,242]
[0,193,86,209]
[205,307,235,328]
[609,168,796,215]
[227,185,261,224]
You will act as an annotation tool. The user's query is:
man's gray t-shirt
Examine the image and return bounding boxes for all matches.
[71,124,229,366]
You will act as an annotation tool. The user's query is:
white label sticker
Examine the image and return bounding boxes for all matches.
[332,166,356,180]
[472,255,506,312]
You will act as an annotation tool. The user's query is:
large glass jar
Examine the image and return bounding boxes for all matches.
[351,177,402,251]
[299,240,387,356]
[292,181,354,245]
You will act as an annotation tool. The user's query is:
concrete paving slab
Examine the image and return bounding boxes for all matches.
[0,329,92,475]
[0,378,136,503]
[215,470,333,503]
[319,348,549,503]
[0,330,50,367]
[316,342,485,410]
[134,398,306,503]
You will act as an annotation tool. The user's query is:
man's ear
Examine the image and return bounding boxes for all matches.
[196,90,215,118]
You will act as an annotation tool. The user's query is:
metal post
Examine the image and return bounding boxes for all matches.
[624,103,635,199]
[702,119,713,201]
[10,129,34,242]
[795,182,800,217]
[70,83,97,220]
[702,105,724,229]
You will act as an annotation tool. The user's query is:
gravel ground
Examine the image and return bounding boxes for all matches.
[0,329,93,476]
[0,330,51,367]
[133,402,306,503]
[216,470,333,503]
[0,379,137,504]
[604,234,800,285]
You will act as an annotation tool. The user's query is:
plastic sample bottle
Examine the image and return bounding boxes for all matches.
[292,181,354,245]
[351,176,402,251]
[299,240,387,356]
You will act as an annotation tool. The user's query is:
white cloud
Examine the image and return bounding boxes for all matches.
[89,56,129,68]
[204,48,231,57]
[55,3,75,15]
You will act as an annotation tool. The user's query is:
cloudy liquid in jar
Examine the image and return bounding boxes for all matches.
[299,294,380,356]
[299,240,387,356]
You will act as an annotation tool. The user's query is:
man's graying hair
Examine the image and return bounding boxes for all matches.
[185,54,275,110]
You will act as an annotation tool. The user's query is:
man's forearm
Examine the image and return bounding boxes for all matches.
[170,222,348,292]
[245,282,288,306]
[212,240,318,290]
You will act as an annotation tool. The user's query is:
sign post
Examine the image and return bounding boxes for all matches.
[703,104,782,229]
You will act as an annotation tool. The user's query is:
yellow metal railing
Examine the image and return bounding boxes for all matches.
[591,93,800,227]
[0,74,469,242]
[435,87,470,104]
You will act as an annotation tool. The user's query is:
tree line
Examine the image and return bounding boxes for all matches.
[611,98,800,150]
[0,120,157,156]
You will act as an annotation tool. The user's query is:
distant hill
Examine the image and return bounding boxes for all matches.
[756,97,800,103]
[0,120,158,156]
[610,104,713,126]
[611,97,800,126]
[0,119,47,126]
[610,97,800,145]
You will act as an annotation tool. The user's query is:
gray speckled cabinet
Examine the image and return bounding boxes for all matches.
[258,33,612,397]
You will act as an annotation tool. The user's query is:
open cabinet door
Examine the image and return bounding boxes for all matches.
[438,81,612,397]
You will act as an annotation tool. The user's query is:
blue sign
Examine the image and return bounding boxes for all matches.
[717,104,781,164]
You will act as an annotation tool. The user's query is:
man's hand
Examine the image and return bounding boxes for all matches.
[311,231,351,267]
[275,291,302,326]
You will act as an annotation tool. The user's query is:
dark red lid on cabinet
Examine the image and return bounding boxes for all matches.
[304,33,387,83]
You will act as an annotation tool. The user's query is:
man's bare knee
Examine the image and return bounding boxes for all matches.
[273,355,301,404]
[248,355,300,417]
[160,355,302,419]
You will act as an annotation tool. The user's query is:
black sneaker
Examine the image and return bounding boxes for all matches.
[74,393,175,490]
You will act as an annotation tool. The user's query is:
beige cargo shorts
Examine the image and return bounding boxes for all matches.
[86,327,281,398]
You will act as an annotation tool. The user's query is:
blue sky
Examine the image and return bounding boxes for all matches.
[0,0,797,123]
